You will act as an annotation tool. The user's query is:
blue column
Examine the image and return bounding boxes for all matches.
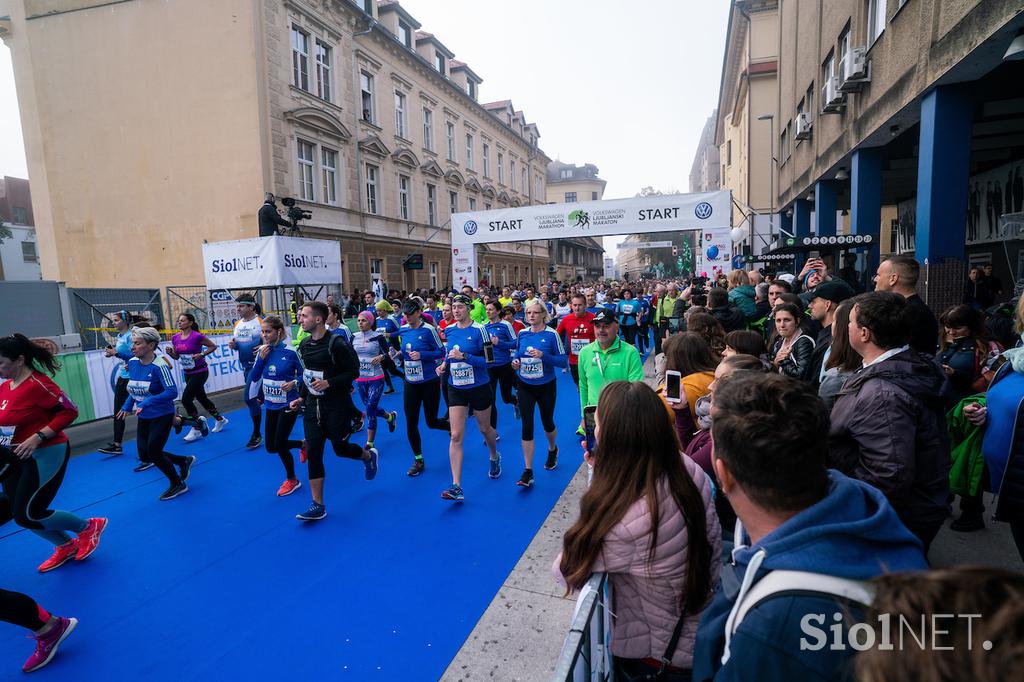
[851,148,882,275]
[814,180,838,237]
[915,86,972,263]
[793,199,812,238]
[779,209,793,236]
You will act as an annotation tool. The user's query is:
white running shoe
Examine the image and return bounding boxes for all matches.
[183,427,202,443]
[211,417,229,433]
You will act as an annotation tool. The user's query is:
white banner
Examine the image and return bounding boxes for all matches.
[616,240,674,250]
[452,190,731,286]
[695,227,735,277]
[202,235,342,290]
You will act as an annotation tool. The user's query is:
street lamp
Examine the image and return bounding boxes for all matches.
[757,114,775,249]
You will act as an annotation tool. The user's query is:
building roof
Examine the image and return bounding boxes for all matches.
[450,60,483,83]
[377,0,422,30]
[415,31,455,58]
[546,160,605,185]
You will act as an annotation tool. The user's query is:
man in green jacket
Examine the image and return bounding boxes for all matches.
[462,285,487,324]
[577,310,645,418]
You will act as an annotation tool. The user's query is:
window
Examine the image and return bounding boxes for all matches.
[291,26,310,91]
[565,192,577,202]
[482,143,490,176]
[395,91,407,138]
[510,159,516,190]
[468,197,476,210]
[591,191,598,200]
[12,206,28,224]
[423,108,433,151]
[361,0,374,14]
[370,258,382,284]
[806,83,815,114]
[823,51,835,86]
[466,81,477,100]
[21,241,37,263]
[430,262,438,290]
[867,0,886,45]
[521,168,527,195]
[466,134,474,170]
[837,27,850,81]
[560,169,572,179]
[398,21,412,48]
[360,71,374,123]
[434,52,446,75]
[726,140,732,165]
[449,190,458,216]
[315,39,332,101]
[399,174,411,220]
[321,148,337,205]
[446,122,456,161]
[536,176,542,197]
[297,139,315,201]
[485,202,492,211]
[426,183,437,225]
[365,163,379,214]
[497,152,504,184]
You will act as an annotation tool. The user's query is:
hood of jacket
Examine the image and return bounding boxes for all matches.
[711,304,747,328]
[840,348,949,408]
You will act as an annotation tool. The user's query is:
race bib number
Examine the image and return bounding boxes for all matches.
[127,379,151,401]
[450,362,475,387]
[303,369,325,396]
[262,379,288,404]
[570,338,589,356]
[0,425,14,448]
[519,357,544,380]
[179,354,196,370]
[358,358,376,379]
[404,360,424,383]
[235,327,253,342]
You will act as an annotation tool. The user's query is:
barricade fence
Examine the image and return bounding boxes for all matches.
[70,287,164,350]
[551,573,612,681]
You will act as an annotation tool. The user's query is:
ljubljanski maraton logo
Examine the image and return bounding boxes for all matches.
[568,210,590,228]
[695,202,713,219]
[463,220,478,235]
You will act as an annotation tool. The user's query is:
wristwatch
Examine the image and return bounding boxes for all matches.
[36,431,47,443]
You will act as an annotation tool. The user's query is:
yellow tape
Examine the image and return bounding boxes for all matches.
[86,327,234,335]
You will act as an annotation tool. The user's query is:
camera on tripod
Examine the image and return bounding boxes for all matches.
[280,197,312,232]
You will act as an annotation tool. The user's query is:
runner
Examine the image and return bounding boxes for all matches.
[436,294,500,502]
[0,334,109,572]
[98,310,134,456]
[229,294,264,448]
[503,305,526,334]
[249,315,304,497]
[555,293,597,388]
[119,327,196,501]
[353,311,397,451]
[396,299,450,476]
[510,302,566,487]
[165,313,227,441]
[0,587,76,673]
[326,303,352,342]
[437,302,456,340]
[291,301,378,522]
[374,300,401,395]
[485,300,520,431]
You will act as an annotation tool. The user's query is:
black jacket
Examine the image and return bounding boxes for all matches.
[710,303,748,332]
[808,325,833,386]
[828,349,951,538]
[904,294,939,356]
[768,334,815,380]
[259,201,293,236]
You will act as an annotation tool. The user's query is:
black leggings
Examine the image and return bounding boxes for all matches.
[181,370,221,420]
[113,377,129,443]
[0,443,87,546]
[0,589,47,631]
[136,414,188,485]
[516,379,557,441]
[264,409,302,480]
[403,380,450,455]
[303,398,364,480]
[622,325,638,346]
[488,363,518,428]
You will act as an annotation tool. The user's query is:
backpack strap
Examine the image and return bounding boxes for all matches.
[729,570,875,637]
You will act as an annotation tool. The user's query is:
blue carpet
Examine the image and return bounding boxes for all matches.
[0,371,584,680]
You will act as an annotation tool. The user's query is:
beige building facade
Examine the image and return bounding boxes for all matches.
[544,160,605,282]
[1,0,550,292]
[689,109,720,194]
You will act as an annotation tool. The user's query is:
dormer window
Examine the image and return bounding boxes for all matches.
[398,21,413,48]
[434,53,446,76]
[466,81,476,100]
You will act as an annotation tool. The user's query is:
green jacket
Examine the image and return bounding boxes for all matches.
[469,298,487,324]
[947,394,988,497]
[577,337,645,416]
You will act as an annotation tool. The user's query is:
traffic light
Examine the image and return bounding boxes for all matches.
[672,246,678,256]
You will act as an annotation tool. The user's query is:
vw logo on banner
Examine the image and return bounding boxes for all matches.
[463,220,478,235]
[694,202,713,219]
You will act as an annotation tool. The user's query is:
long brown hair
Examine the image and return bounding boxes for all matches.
[559,381,713,613]
[665,332,719,375]
[686,311,726,356]
[825,300,861,372]
[938,304,988,356]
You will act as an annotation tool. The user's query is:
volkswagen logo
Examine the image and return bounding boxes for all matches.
[694,202,713,219]
[463,220,478,235]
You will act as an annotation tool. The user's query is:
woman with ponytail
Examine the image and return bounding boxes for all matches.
[0,334,109,573]
[98,310,134,455]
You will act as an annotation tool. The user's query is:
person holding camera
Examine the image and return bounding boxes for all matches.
[258,194,293,237]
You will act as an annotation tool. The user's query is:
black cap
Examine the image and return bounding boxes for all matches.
[802,279,855,304]
[592,309,616,325]
[453,294,473,306]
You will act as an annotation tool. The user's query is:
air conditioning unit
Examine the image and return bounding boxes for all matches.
[794,112,813,140]
[839,47,870,92]
[820,77,844,114]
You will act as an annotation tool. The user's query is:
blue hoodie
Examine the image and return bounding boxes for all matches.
[692,471,927,682]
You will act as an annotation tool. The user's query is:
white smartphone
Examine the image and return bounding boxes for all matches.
[665,370,682,404]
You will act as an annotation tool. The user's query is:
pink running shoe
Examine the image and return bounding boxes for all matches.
[23,616,77,673]
[38,540,78,573]
[75,517,108,561]
[276,479,302,497]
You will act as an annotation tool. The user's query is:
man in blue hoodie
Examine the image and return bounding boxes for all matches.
[693,373,927,682]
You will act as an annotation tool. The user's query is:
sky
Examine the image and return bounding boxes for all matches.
[0,0,730,255]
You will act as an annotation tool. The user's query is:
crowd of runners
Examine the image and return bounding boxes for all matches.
[2,253,1023,676]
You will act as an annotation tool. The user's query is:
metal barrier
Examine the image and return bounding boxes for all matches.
[551,573,612,682]
[69,287,164,350]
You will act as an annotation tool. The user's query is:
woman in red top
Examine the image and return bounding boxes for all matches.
[0,334,108,573]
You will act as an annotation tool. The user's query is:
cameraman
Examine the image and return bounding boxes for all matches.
[259,194,292,237]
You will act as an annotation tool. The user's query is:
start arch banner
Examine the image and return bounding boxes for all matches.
[451,190,732,287]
